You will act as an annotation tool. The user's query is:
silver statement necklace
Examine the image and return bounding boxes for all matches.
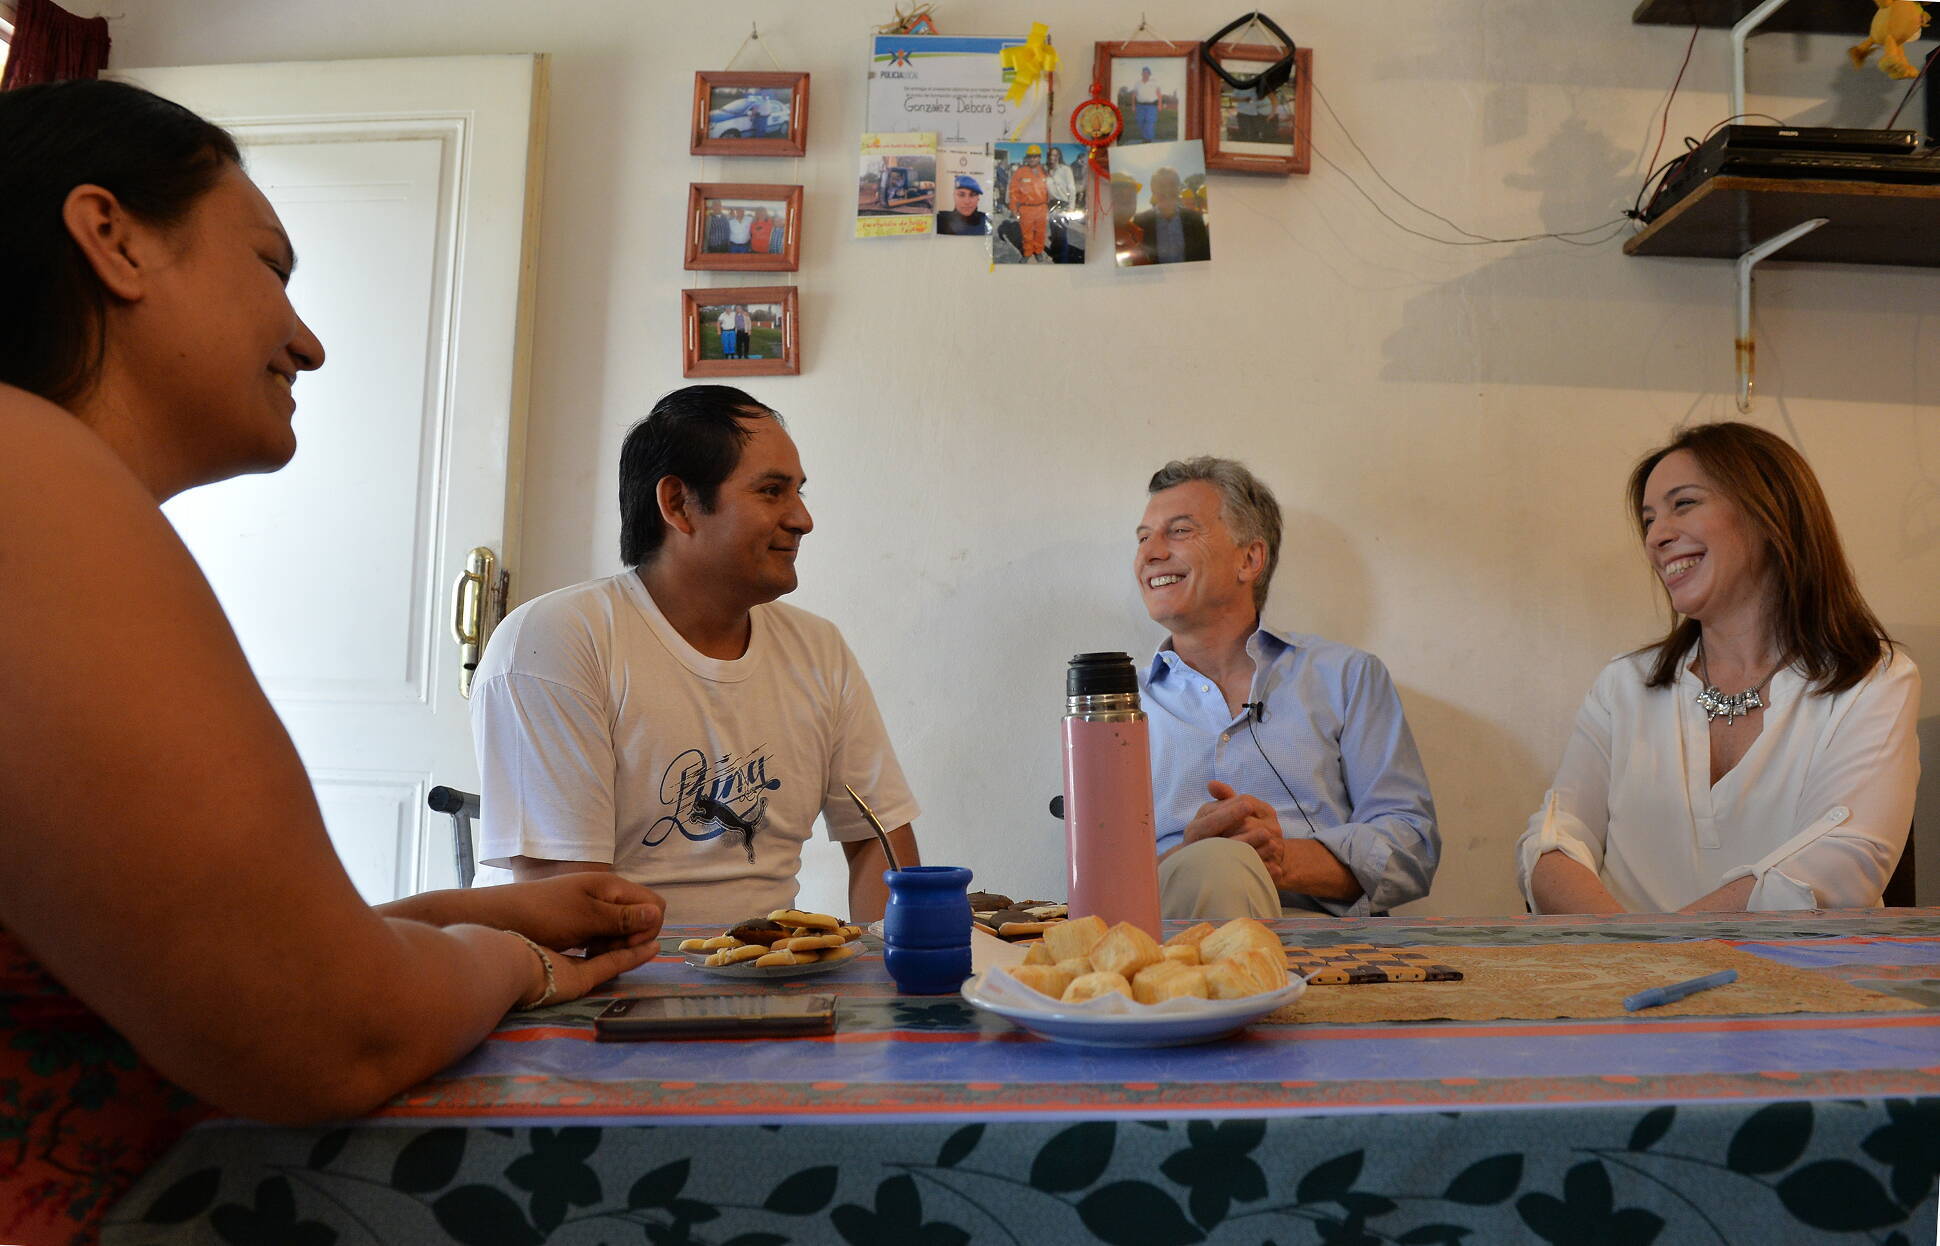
[1695,639,1776,725]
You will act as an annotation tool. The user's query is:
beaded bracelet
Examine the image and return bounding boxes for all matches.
[507,931,558,1009]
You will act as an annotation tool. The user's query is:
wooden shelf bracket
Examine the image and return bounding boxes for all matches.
[1735,216,1828,411]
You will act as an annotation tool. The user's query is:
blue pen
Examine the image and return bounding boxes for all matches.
[1623,969,1738,1012]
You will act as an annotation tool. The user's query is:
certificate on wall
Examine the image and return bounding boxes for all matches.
[867,35,1051,146]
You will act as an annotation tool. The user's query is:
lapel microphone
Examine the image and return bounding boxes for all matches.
[1243,701,1266,723]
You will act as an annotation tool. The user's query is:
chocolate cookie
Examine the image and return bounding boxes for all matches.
[727,917,790,947]
[966,891,1014,913]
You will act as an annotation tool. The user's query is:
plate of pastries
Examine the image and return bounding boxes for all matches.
[677,909,867,979]
[961,916,1302,1047]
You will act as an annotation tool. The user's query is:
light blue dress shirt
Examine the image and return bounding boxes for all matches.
[1141,623,1440,916]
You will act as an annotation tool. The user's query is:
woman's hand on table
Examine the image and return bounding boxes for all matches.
[479,873,667,953]
[382,873,666,953]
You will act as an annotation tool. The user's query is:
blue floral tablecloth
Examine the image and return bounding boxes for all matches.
[102,910,1940,1245]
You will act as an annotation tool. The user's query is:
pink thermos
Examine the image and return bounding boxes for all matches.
[1061,651,1162,937]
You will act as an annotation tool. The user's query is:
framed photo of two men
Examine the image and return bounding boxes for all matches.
[682,286,800,379]
[1200,43,1312,175]
[690,70,810,158]
[685,184,802,272]
[1093,42,1203,148]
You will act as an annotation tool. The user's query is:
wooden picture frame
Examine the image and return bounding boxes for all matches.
[1092,41,1202,147]
[685,183,803,272]
[691,71,810,158]
[1200,45,1312,175]
[682,286,800,378]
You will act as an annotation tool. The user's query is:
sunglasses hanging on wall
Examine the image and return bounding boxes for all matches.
[1199,11,1297,96]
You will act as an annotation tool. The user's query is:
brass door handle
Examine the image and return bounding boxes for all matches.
[451,547,508,698]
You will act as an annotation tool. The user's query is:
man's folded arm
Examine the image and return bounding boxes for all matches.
[1319,653,1440,914]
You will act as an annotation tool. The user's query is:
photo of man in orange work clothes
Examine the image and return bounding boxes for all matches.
[1007,144,1050,264]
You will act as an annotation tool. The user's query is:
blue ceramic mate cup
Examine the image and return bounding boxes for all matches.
[881,865,973,995]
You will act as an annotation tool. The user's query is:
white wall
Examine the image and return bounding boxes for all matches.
[109,1,1940,916]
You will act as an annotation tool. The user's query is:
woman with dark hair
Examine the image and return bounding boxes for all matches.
[0,80,666,1242]
[1519,422,1919,914]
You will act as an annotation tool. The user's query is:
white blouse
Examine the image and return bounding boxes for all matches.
[1517,647,1920,912]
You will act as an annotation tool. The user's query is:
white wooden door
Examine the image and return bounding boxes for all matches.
[114,56,546,900]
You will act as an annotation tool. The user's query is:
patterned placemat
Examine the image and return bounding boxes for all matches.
[1266,940,1925,1024]
[1287,944,1463,984]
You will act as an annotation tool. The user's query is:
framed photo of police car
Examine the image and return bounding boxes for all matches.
[691,70,810,158]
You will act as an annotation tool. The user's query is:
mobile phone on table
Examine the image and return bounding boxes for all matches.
[594,993,836,1041]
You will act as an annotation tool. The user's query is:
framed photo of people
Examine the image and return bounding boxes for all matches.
[1092,41,1202,148]
[682,286,800,378]
[1199,44,1311,175]
[685,183,802,272]
[690,71,810,158]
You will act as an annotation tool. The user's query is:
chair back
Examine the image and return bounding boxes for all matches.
[428,785,481,888]
[1883,824,1917,908]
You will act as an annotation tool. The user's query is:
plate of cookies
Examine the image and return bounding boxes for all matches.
[677,909,868,979]
[960,916,1303,1047]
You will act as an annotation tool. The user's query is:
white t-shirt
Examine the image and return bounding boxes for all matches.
[727,215,754,245]
[470,572,920,924]
[1134,78,1161,104]
[1517,647,1919,912]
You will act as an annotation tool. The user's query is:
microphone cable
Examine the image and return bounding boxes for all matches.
[1240,701,1323,840]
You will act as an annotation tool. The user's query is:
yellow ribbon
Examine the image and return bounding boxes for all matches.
[1001,23,1058,105]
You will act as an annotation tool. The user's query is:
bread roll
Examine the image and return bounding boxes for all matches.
[1164,921,1217,949]
[1061,971,1133,1003]
[1161,944,1202,966]
[1131,960,1210,1004]
[1022,941,1055,965]
[1045,914,1108,963]
[1054,956,1095,978]
[1090,922,1163,979]
[1006,964,1078,999]
[1200,917,1283,964]
[1203,947,1289,998]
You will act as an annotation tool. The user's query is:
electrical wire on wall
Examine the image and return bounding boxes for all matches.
[1289,24,1715,252]
[1885,45,1938,128]
[1304,79,1631,249]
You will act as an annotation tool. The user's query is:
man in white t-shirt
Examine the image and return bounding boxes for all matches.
[470,385,921,924]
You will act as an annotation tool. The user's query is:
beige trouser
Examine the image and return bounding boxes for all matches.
[1158,837,1283,919]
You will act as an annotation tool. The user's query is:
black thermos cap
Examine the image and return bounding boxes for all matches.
[1066,651,1137,697]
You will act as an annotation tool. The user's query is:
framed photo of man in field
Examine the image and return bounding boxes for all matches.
[1094,42,1201,148]
[682,287,800,377]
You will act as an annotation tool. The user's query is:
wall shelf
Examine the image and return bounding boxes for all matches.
[1624,176,1940,265]
[1630,0,1867,34]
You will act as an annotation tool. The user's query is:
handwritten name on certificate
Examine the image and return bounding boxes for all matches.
[867,34,1051,147]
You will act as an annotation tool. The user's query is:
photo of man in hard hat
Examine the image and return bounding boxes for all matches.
[1007,144,1051,262]
[988,141,1086,265]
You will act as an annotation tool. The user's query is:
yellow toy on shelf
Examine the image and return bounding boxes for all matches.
[1849,0,1930,80]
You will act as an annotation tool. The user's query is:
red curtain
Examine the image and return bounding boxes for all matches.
[1,0,112,90]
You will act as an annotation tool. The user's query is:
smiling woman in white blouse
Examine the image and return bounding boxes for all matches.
[1519,422,1920,914]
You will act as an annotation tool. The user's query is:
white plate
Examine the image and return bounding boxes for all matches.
[682,949,861,980]
[959,970,1305,1047]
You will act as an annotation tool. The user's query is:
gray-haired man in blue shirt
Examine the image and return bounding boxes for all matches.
[1134,457,1440,918]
